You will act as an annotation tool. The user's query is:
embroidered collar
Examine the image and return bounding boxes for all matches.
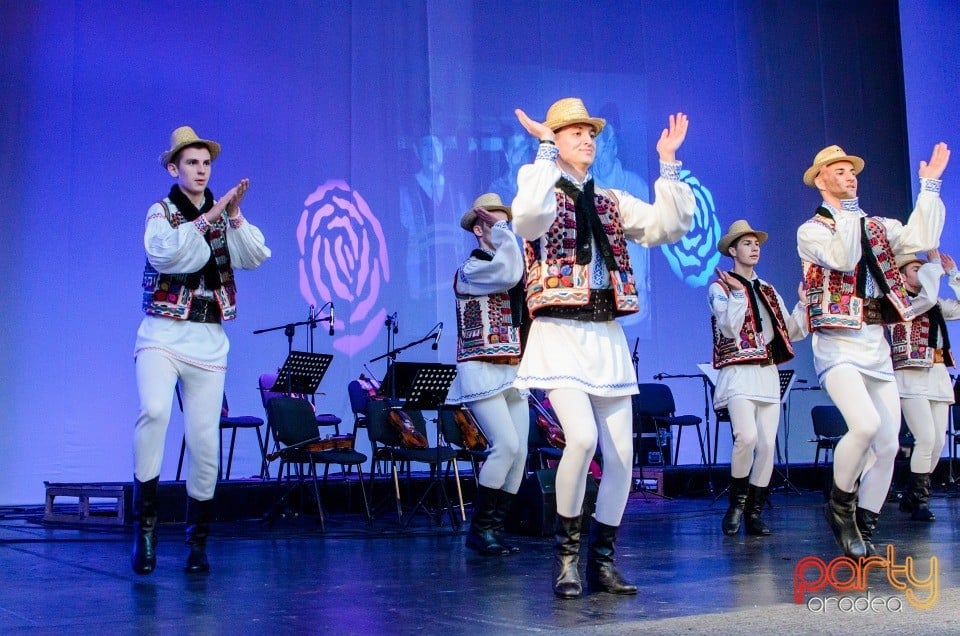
[559,169,592,189]
[821,199,864,217]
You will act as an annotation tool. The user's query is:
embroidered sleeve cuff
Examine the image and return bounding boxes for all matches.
[536,143,559,162]
[920,177,942,194]
[730,289,746,299]
[194,216,210,234]
[659,160,683,181]
[492,220,510,230]
[228,213,245,229]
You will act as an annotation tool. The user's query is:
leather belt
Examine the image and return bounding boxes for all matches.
[536,289,617,322]
[862,297,884,325]
[187,297,221,323]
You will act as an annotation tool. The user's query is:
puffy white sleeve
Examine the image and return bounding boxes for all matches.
[143,202,211,273]
[613,176,695,247]
[773,287,809,341]
[224,214,271,270]
[796,211,863,271]
[455,222,524,296]
[708,281,746,339]
[938,267,960,320]
[511,158,562,241]
[883,182,945,255]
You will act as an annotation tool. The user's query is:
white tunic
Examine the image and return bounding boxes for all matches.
[446,222,525,403]
[894,263,960,403]
[512,157,695,397]
[134,203,271,371]
[796,189,945,382]
[708,275,807,409]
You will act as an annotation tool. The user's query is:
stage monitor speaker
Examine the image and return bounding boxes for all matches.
[505,468,597,536]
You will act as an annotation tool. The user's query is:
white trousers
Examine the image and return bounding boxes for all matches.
[548,389,633,526]
[468,388,529,494]
[727,398,781,486]
[822,366,901,513]
[901,398,948,474]
[134,350,225,501]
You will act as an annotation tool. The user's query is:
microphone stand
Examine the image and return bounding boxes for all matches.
[369,328,436,402]
[654,372,714,495]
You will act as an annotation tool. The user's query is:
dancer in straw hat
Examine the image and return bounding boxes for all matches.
[446,193,528,557]
[887,250,960,523]
[797,142,949,558]
[132,126,270,575]
[710,220,807,537]
[511,97,695,598]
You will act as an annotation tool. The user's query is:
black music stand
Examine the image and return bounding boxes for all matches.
[271,351,333,395]
[772,369,802,495]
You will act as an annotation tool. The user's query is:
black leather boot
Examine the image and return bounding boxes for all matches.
[824,484,866,559]
[490,490,520,555]
[131,477,159,575]
[465,486,509,556]
[855,507,881,557]
[911,473,935,522]
[553,515,583,599]
[586,520,638,595]
[722,477,749,536]
[744,484,772,536]
[184,497,213,574]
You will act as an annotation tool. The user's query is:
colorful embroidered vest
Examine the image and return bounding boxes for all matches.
[141,199,237,321]
[523,186,638,316]
[453,271,522,363]
[889,308,955,369]
[712,277,795,368]
[802,210,915,331]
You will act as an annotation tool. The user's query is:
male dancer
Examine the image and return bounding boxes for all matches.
[512,98,694,598]
[710,220,806,536]
[133,126,270,574]
[888,250,960,522]
[446,193,528,556]
[797,143,949,558]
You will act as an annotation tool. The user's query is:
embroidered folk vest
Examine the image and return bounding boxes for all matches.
[141,199,237,321]
[523,186,638,316]
[889,307,955,369]
[711,277,795,368]
[453,270,522,364]
[802,209,915,331]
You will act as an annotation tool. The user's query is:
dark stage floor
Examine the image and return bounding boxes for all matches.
[2,485,960,634]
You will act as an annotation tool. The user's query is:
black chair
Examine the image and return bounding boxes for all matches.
[265,396,370,530]
[634,383,705,466]
[175,386,266,481]
[438,405,490,488]
[364,398,462,528]
[809,405,847,466]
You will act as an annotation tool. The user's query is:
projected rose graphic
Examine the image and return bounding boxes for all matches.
[298,180,390,353]
[660,170,721,288]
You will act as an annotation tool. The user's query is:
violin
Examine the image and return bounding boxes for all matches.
[358,372,382,398]
[265,434,355,461]
[529,392,566,449]
[387,408,428,449]
[452,407,488,451]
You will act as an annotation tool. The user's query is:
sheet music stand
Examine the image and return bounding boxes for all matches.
[270,351,333,395]
[773,369,802,495]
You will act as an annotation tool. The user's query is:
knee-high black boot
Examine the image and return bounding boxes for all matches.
[131,477,159,575]
[824,484,866,559]
[553,515,583,599]
[184,497,213,574]
[855,507,881,557]
[465,485,509,556]
[586,520,638,595]
[744,484,772,536]
[490,490,520,555]
[722,477,749,536]
[911,473,936,522]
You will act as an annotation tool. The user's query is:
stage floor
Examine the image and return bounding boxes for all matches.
[2,490,959,634]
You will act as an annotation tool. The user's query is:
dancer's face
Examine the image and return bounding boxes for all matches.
[900,261,923,292]
[729,235,762,268]
[815,161,858,200]
[555,123,597,174]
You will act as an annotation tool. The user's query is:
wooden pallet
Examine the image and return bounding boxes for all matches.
[44,482,126,525]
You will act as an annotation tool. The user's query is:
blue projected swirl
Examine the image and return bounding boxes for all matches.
[660,170,721,288]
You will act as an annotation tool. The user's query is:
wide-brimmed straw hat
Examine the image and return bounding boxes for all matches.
[718,219,768,255]
[894,253,925,270]
[160,126,221,168]
[542,98,606,134]
[460,193,512,231]
[803,145,865,187]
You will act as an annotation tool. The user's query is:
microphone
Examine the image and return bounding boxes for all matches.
[653,373,664,380]
[431,322,443,350]
[385,312,399,333]
[328,303,335,336]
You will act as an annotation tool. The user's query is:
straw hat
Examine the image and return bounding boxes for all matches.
[718,219,768,255]
[160,126,221,167]
[542,98,606,134]
[803,145,865,187]
[460,193,512,231]
[894,253,924,270]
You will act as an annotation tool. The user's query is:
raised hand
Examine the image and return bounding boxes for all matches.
[918,142,950,180]
[941,252,957,274]
[472,206,501,227]
[515,108,555,142]
[204,186,237,224]
[715,267,744,291]
[656,112,689,163]
[797,281,807,305]
[226,178,249,218]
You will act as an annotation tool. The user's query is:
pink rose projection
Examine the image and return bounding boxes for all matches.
[298,180,390,353]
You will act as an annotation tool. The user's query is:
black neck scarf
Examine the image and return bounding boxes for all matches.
[727,271,769,332]
[555,178,618,270]
[167,185,222,290]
